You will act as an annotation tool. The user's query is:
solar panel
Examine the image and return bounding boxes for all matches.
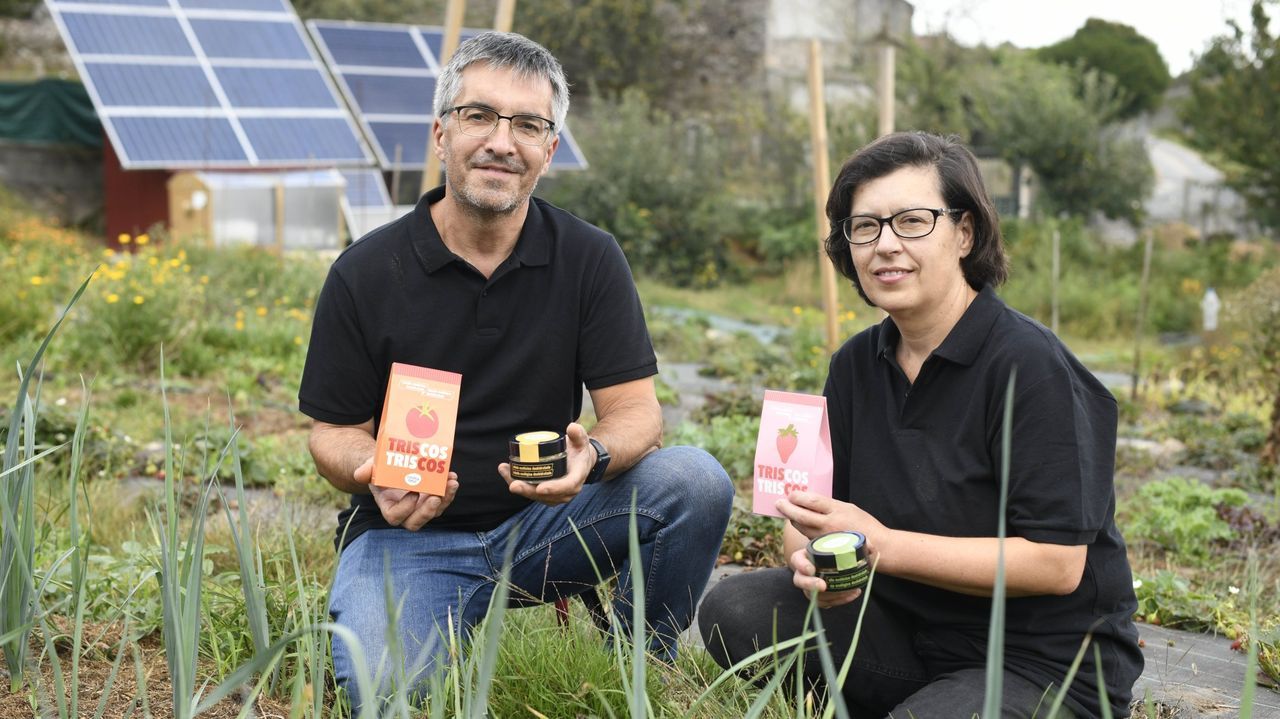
[84,63,216,107]
[214,67,339,108]
[60,12,193,56]
[188,18,312,60]
[47,0,374,169]
[339,168,399,240]
[308,20,588,172]
[311,24,429,69]
[341,169,392,209]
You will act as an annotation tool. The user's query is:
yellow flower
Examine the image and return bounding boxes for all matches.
[293,336,303,346]
[168,258,181,268]
[133,295,145,305]
[147,257,158,267]
[106,293,119,304]
[256,306,268,317]
[235,320,245,331]
[29,276,44,286]
[792,306,803,315]
[118,233,131,245]
[103,248,116,257]
[200,275,209,284]
[136,234,150,246]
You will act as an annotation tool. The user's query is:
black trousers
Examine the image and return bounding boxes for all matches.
[696,568,1079,719]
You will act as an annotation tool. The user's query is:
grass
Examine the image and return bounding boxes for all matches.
[1,195,1278,714]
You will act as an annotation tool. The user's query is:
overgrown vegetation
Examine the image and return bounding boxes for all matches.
[4,0,1280,709]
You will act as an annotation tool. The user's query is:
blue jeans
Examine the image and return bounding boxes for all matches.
[328,446,733,708]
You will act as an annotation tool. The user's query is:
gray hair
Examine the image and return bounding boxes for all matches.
[432,31,570,131]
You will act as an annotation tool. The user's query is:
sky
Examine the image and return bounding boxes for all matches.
[909,0,1257,76]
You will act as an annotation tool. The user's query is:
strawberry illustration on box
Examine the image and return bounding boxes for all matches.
[752,390,832,518]
[373,363,462,496]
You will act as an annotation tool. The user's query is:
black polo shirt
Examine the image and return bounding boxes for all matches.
[824,285,1142,717]
[299,187,657,547]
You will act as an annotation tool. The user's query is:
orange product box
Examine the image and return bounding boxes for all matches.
[372,363,462,495]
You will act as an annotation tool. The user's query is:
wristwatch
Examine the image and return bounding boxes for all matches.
[585,437,611,485]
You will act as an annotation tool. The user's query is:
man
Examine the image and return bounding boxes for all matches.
[299,31,733,708]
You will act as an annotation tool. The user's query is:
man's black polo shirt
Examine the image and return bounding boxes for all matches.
[823,285,1142,717]
[299,187,657,547]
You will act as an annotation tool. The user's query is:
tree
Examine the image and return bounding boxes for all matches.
[896,35,990,136]
[1182,0,1280,230]
[1039,18,1171,119]
[0,1,37,19]
[1223,266,1280,470]
[514,0,675,103]
[971,51,1153,223]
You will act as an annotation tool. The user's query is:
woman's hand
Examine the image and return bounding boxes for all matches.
[788,545,862,608]
[778,491,886,608]
[777,490,887,548]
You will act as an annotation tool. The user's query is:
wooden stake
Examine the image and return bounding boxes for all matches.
[808,39,840,353]
[495,0,516,32]
[1131,230,1155,402]
[877,43,895,137]
[273,180,285,254]
[420,0,467,197]
[1051,224,1060,335]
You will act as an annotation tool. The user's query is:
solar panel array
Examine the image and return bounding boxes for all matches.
[47,0,374,169]
[308,20,588,171]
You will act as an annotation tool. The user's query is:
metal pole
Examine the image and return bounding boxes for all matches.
[390,144,403,206]
[808,39,841,353]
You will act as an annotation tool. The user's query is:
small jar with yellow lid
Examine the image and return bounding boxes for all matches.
[508,431,568,483]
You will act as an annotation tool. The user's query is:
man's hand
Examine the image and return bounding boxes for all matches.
[500,422,595,506]
[351,457,460,531]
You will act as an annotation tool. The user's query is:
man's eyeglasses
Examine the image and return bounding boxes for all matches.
[443,105,556,146]
[839,208,964,246]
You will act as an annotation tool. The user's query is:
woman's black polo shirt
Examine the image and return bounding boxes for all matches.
[824,286,1142,717]
[299,187,657,547]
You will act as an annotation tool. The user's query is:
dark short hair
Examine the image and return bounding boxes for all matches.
[824,131,1008,305]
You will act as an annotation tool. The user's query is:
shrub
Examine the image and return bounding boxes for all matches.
[1120,476,1248,563]
[1222,266,1280,466]
[542,89,735,286]
[669,413,757,487]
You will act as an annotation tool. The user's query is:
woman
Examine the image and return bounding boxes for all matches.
[698,132,1142,717]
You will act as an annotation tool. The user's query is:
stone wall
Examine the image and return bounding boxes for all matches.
[0,141,102,227]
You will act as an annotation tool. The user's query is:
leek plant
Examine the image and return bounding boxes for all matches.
[980,369,1016,719]
[1240,551,1260,718]
[217,405,274,689]
[1,275,90,690]
[34,386,126,719]
[150,355,231,718]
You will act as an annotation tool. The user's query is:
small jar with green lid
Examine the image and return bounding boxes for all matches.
[806,531,869,592]
[508,431,568,483]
